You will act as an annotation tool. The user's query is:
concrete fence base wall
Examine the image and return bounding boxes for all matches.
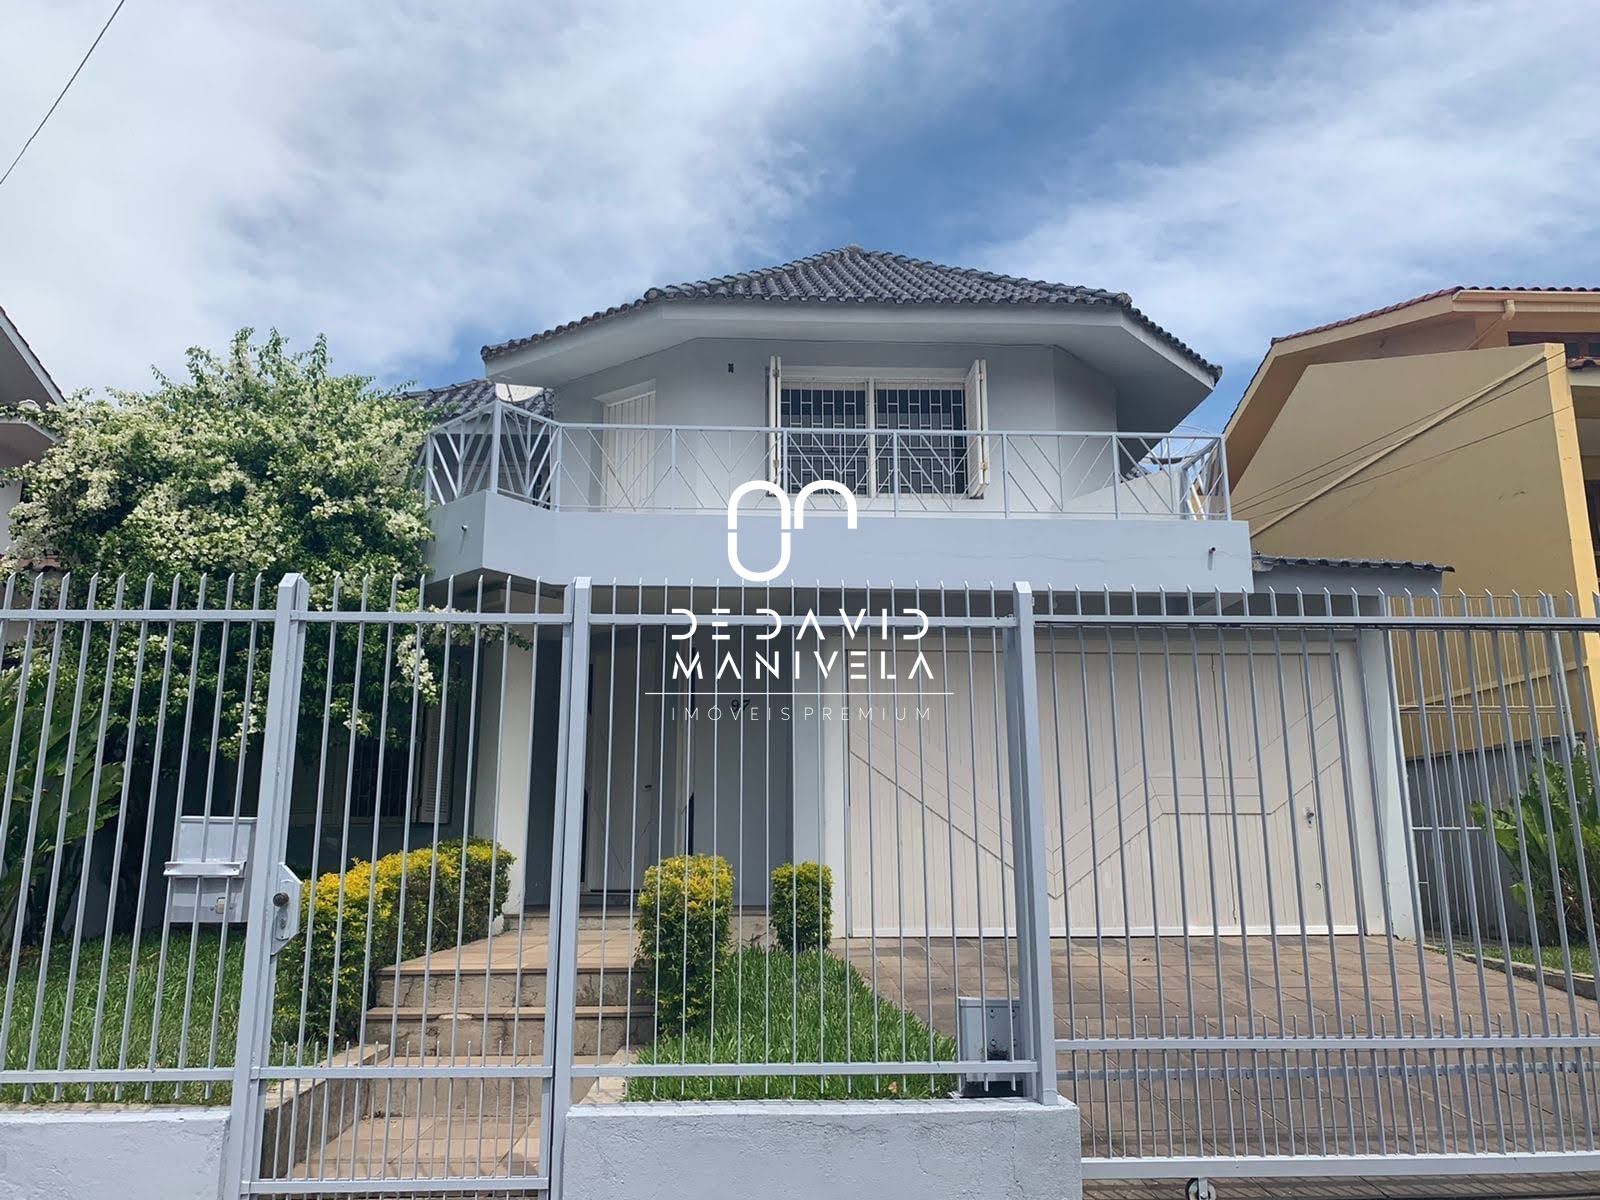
[0,1106,227,1200]
[562,1099,1083,1200]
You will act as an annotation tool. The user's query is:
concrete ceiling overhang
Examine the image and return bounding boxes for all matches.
[0,418,57,468]
[484,301,1217,430]
[0,309,64,410]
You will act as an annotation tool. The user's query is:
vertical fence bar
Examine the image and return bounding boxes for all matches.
[546,577,593,1199]
[220,573,309,1199]
[1005,581,1059,1103]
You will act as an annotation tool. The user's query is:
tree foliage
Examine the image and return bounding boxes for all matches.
[1476,744,1600,946]
[4,329,432,589]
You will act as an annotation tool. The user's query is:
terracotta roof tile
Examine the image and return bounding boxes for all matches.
[1253,552,1452,574]
[1273,285,1600,344]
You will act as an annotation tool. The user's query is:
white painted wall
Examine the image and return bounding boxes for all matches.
[555,337,1116,432]
[562,1099,1083,1200]
[0,479,21,554]
[431,493,1255,594]
[0,1107,227,1200]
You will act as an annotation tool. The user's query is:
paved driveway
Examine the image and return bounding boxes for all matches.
[845,933,1599,1197]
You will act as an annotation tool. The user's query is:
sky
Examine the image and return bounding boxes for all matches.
[2,0,1598,431]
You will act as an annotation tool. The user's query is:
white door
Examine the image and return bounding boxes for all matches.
[600,389,655,509]
[831,633,1384,937]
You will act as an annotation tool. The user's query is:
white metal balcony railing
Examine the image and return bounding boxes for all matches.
[423,399,1230,520]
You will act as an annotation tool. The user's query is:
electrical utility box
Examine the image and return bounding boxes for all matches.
[163,816,255,925]
[956,995,1027,1097]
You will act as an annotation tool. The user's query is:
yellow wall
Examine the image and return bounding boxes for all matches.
[1233,343,1596,752]
[1233,343,1591,605]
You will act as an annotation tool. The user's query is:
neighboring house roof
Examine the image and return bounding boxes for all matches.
[1225,285,1600,485]
[1253,553,1452,574]
[1273,285,1600,346]
[405,378,552,421]
[481,245,1221,381]
[0,303,65,408]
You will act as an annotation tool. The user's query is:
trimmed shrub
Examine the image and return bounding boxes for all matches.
[273,838,513,1050]
[769,861,833,953]
[635,854,734,1026]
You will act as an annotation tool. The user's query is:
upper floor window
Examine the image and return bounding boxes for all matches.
[766,359,989,498]
[1508,331,1600,365]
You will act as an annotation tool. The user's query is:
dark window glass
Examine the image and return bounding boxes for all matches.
[779,385,869,491]
[874,385,968,494]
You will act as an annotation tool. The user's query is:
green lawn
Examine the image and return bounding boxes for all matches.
[626,948,958,1101]
[0,930,244,1103]
[1449,939,1596,979]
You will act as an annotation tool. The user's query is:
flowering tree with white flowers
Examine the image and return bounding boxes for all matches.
[5,328,432,588]
[0,331,440,941]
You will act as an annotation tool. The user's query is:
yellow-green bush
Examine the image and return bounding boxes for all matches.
[273,838,513,1050]
[634,854,733,1026]
[769,861,833,953]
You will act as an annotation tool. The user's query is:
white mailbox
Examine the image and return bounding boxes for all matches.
[163,816,255,924]
[955,995,1026,1097]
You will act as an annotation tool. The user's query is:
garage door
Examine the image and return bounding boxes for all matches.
[835,633,1386,938]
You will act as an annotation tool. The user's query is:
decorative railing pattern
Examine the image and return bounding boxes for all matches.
[423,400,1230,520]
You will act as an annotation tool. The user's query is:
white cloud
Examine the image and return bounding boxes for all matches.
[979,0,1600,414]
[0,0,992,392]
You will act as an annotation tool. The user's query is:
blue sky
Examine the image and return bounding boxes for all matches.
[2,1,1598,431]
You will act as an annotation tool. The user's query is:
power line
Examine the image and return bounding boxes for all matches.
[1233,354,1569,521]
[1241,395,1576,529]
[0,0,129,193]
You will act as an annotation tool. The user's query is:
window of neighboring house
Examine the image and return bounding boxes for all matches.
[771,363,987,497]
[1508,331,1600,364]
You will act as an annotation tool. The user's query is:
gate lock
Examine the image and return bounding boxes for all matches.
[268,865,303,954]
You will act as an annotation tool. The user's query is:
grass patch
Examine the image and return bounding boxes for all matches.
[0,930,244,1104]
[1443,940,1596,979]
[626,948,958,1101]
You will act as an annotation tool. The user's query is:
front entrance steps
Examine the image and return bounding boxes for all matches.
[365,915,653,1058]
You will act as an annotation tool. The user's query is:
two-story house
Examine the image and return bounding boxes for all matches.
[365,247,1416,947]
[1224,285,1600,936]
[1226,285,1600,608]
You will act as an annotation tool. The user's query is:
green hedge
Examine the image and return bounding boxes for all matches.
[273,838,513,1050]
[770,861,833,953]
[635,854,734,1026]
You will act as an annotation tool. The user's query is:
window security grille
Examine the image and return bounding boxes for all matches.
[778,384,869,491]
[778,380,970,494]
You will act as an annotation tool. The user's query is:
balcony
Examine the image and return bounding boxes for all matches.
[420,401,1247,590]
[423,400,1230,521]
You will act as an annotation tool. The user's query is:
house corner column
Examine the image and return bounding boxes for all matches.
[1357,625,1418,941]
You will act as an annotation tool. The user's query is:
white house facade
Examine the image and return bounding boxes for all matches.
[383,247,1425,946]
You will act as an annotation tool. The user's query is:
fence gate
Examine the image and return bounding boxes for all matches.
[9,569,1600,1198]
[1038,590,1600,1190]
[223,574,581,1197]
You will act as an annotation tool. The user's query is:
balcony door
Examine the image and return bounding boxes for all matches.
[599,386,656,509]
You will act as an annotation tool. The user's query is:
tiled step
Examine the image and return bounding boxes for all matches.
[373,964,639,1009]
[366,1006,650,1058]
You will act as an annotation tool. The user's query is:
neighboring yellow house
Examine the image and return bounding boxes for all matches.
[1227,286,1600,609]
[1225,286,1600,764]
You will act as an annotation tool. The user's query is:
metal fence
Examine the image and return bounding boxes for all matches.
[423,399,1230,520]
[2,573,1598,1197]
